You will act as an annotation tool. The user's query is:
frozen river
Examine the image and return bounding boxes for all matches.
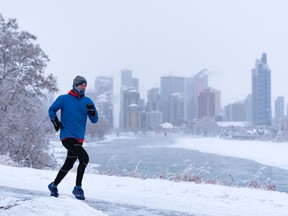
[85,133,288,192]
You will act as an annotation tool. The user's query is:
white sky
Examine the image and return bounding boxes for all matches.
[1,0,288,108]
[1,135,288,215]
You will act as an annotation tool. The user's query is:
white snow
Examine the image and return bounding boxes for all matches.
[169,136,288,170]
[161,122,174,129]
[1,136,288,216]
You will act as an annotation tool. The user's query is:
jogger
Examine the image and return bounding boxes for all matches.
[48,75,98,200]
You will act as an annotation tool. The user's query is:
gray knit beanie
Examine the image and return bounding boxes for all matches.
[73,75,87,87]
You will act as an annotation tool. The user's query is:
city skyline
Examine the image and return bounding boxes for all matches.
[93,61,284,103]
[1,0,288,108]
[92,57,281,129]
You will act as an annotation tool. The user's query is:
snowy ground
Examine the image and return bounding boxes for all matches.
[1,135,288,216]
[170,136,288,170]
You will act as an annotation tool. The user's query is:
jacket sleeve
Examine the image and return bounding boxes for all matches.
[48,96,63,120]
[89,109,98,123]
[87,100,98,124]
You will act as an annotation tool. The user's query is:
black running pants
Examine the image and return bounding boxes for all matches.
[53,138,89,186]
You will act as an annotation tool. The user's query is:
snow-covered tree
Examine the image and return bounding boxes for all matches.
[194,116,220,136]
[0,14,57,168]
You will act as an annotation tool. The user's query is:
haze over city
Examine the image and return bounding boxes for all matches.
[1,0,288,109]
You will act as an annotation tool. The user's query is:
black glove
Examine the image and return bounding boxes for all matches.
[51,116,63,131]
[86,104,96,116]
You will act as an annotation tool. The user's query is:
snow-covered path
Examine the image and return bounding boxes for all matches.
[1,164,288,216]
[0,185,194,216]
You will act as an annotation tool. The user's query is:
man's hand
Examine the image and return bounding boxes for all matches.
[86,104,96,116]
[51,117,63,131]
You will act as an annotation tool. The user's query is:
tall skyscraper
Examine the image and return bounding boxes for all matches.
[120,88,140,129]
[191,69,208,121]
[251,53,272,126]
[275,96,285,123]
[224,100,247,121]
[146,111,162,129]
[169,92,185,125]
[147,88,160,111]
[185,77,194,124]
[160,76,185,123]
[121,69,133,87]
[94,76,114,129]
[119,69,141,129]
[95,76,113,96]
[198,88,220,119]
[245,94,253,124]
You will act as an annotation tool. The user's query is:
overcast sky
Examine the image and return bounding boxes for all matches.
[1,0,288,109]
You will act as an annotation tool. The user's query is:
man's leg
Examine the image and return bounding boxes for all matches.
[53,139,78,186]
[48,139,77,197]
[73,143,89,186]
[70,141,89,200]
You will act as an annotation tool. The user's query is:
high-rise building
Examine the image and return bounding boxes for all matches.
[198,88,221,119]
[133,78,139,92]
[120,69,139,90]
[119,70,141,129]
[251,53,272,126]
[160,76,185,124]
[185,77,194,124]
[147,88,160,111]
[169,92,185,126]
[85,90,98,104]
[224,100,247,121]
[191,69,208,121]
[245,94,253,124]
[275,96,285,123]
[146,111,162,129]
[94,76,114,129]
[121,69,133,87]
[95,76,113,95]
[121,88,140,129]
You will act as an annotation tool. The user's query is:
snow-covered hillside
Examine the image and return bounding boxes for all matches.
[1,136,288,215]
[1,163,288,215]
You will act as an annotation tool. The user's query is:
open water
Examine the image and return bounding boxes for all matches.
[85,132,288,192]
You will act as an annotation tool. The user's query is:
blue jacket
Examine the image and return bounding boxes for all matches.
[48,90,98,141]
